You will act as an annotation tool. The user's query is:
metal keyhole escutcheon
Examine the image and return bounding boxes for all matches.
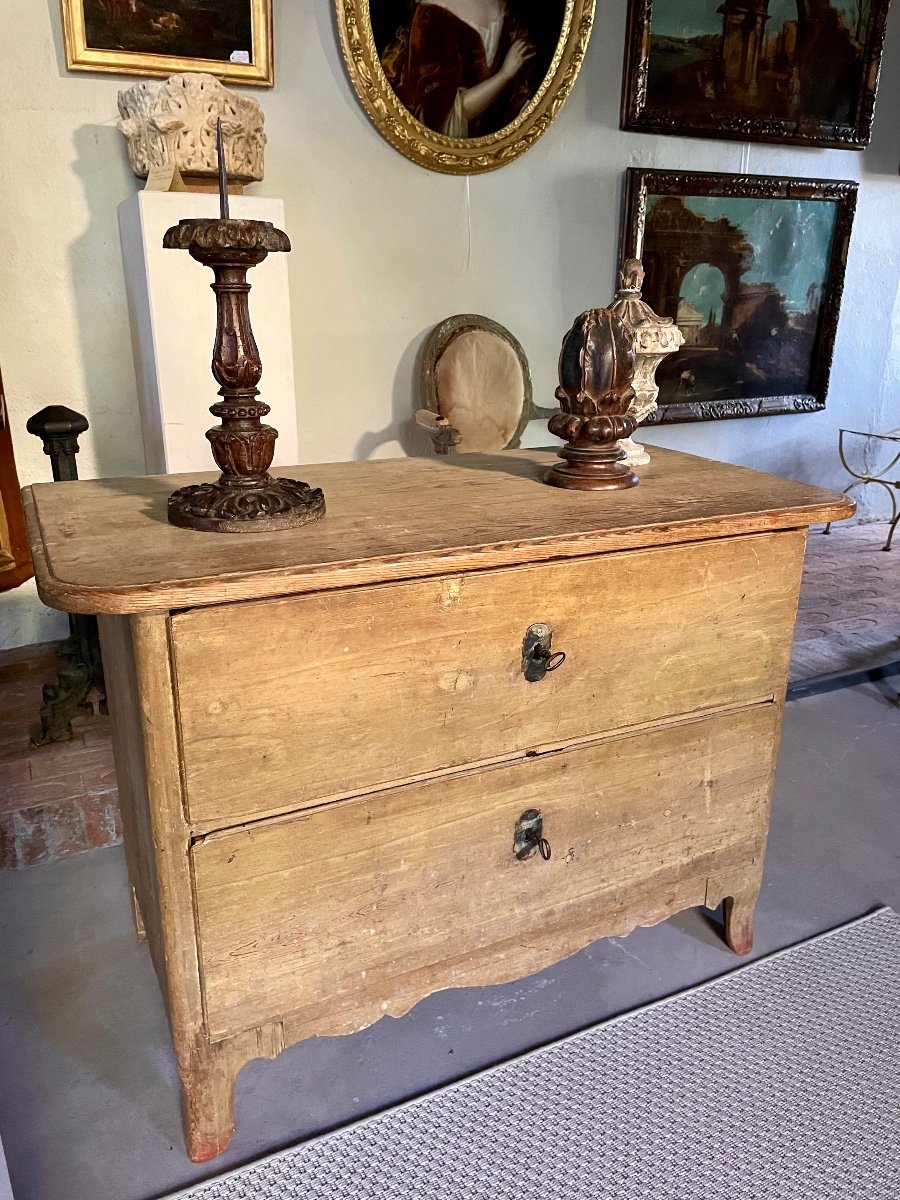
[514,809,552,861]
[522,623,566,683]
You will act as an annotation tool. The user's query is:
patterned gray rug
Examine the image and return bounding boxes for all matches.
[171,908,900,1200]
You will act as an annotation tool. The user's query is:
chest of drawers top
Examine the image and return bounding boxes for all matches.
[23,447,851,616]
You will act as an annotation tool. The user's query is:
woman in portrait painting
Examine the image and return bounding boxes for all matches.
[379,1,540,137]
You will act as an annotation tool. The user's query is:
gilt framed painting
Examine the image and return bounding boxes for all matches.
[620,169,857,423]
[621,0,890,148]
[335,0,596,173]
[61,0,273,86]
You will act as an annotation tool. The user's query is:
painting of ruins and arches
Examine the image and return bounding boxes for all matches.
[61,0,273,86]
[621,0,889,147]
[620,170,857,423]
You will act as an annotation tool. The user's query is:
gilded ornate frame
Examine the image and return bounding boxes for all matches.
[621,0,890,149]
[620,169,858,424]
[60,0,274,87]
[334,0,595,173]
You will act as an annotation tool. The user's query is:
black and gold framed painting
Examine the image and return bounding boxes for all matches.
[621,0,890,148]
[335,1,595,173]
[620,169,857,423]
[61,0,273,86]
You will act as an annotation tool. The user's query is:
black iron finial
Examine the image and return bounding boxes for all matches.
[216,117,230,221]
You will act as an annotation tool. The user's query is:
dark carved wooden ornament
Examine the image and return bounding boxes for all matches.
[545,307,639,491]
[163,122,325,534]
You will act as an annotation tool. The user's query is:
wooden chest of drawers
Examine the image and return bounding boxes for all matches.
[23,447,852,1161]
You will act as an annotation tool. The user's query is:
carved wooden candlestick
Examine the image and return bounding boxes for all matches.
[545,307,639,491]
[163,121,325,533]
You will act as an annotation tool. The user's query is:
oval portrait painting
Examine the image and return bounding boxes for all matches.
[335,0,595,173]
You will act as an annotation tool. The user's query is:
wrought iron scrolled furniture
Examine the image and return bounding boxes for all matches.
[26,406,106,743]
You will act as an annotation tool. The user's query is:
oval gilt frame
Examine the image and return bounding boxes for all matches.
[334,1,595,174]
[420,314,534,450]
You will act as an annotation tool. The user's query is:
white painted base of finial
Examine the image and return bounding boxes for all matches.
[610,262,685,473]
[622,338,685,468]
[621,435,652,467]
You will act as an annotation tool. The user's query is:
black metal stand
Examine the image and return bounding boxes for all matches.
[26,406,106,743]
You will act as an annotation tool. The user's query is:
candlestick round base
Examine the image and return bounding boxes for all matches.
[167,476,326,534]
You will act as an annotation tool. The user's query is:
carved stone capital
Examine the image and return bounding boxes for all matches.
[118,73,266,182]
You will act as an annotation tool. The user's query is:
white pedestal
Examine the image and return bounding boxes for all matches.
[119,191,299,475]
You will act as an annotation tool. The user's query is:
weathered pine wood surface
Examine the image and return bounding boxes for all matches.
[173,532,804,830]
[193,705,779,1041]
[99,612,284,1163]
[23,448,853,1163]
[23,448,853,614]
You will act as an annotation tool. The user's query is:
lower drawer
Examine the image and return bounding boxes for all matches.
[192,704,779,1040]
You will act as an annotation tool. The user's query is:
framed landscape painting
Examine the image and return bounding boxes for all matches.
[621,0,889,148]
[334,0,596,173]
[61,0,273,86]
[620,169,857,424]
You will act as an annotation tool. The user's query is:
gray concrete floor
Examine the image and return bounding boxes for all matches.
[1,684,898,1200]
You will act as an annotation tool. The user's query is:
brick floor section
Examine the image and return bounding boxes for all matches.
[0,642,120,869]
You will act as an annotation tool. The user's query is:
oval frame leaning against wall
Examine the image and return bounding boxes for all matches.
[334,0,596,174]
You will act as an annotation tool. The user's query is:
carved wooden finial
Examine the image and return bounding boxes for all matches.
[544,307,639,491]
[619,257,645,293]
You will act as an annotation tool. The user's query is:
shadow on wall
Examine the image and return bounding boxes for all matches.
[579,0,628,134]
[68,123,144,479]
[44,0,70,79]
[863,0,900,180]
[354,325,437,461]
[555,169,622,327]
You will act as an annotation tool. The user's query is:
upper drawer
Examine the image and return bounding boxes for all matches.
[171,530,804,829]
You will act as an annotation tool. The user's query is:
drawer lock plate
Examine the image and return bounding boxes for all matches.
[522,623,566,683]
[514,808,552,861]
